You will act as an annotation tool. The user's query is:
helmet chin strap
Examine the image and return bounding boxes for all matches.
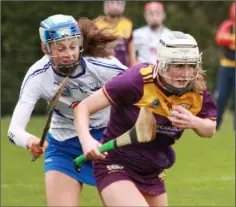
[57,61,80,76]
[50,48,83,77]
[153,65,193,96]
[48,37,83,76]
[49,55,80,77]
[157,74,193,96]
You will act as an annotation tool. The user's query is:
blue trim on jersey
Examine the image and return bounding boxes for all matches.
[54,108,73,121]
[81,57,86,71]
[20,61,51,98]
[70,57,86,78]
[86,58,126,71]
[54,108,102,129]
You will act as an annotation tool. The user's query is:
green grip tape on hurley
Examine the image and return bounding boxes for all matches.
[74,139,115,171]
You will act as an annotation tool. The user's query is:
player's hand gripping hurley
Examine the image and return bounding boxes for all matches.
[74,107,157,171]
[31,77,69,161]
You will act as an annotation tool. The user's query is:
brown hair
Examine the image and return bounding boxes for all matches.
[78,17,120,58]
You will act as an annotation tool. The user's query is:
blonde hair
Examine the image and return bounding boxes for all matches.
[192,67,207,93]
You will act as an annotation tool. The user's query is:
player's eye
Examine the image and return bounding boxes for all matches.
[175,64,183,68]
[70,45,78,50]
[189,64,196,68]
[57,47,64,52]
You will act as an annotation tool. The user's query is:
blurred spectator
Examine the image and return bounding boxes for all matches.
[95,1,136,67]
[215,2,235,130]
[133,2,171,64]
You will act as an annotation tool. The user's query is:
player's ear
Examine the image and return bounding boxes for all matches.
[41,43,49,54]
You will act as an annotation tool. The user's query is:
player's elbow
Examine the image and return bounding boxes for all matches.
[194,119,217,138]
[204,128,216,138]
[200,122,217,138]
[209,121,217,137]
[197,130,215,138]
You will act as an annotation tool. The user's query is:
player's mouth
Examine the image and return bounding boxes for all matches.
[62,60,74,64]
[176,80,190,86]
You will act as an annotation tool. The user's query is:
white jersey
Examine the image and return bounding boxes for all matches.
[133,25,171,64]
[8,55,127,148]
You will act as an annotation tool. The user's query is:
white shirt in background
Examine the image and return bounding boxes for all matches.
[133,25,171,64]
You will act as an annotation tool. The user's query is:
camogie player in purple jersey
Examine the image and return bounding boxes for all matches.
[74,31,217,206]
[95,1,136,67]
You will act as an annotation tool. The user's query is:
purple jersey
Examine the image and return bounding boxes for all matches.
[102,63,217,170]
[95,16,133,66]
[114,38,131,66]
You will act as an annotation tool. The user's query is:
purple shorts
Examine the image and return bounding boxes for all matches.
[93,158,166,196]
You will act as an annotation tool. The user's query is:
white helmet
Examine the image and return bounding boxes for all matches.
[157,31,201,70]
[39,14,83,76]
[155,31,202,94]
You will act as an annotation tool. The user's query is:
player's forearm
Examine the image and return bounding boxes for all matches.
[129,52,137,66]
[8,102,35,148]
[74,103,92,145]
[128,41,137,66]
[193,117,216,138]
[8,125,33,149]
[74,89,111,144]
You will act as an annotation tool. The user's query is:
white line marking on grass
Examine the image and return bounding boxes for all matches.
[1,183,40,188]
[1,184,8,188]
[174,176,235,183]
[219,176,235,181]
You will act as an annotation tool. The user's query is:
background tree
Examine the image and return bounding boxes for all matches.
[2,1,232,115]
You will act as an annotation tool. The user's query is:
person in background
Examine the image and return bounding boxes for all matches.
[95,1,136,67]
[8,14,126,207]
[133,1,171,64]
[215,2,235,130]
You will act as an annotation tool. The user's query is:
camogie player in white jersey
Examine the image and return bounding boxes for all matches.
[8,14,126,206]
[133,2,171,64]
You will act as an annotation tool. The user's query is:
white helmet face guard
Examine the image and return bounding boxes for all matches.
[40,15,84,76]
[158,53,202,82]
[155,31,202,94]
[47,35,84,76]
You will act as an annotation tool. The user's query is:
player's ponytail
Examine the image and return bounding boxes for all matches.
[78,17,120,58]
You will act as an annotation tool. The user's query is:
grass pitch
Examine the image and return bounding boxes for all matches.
[1,111,235,206]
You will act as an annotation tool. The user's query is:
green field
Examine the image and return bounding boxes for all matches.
[1,112,235,206]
